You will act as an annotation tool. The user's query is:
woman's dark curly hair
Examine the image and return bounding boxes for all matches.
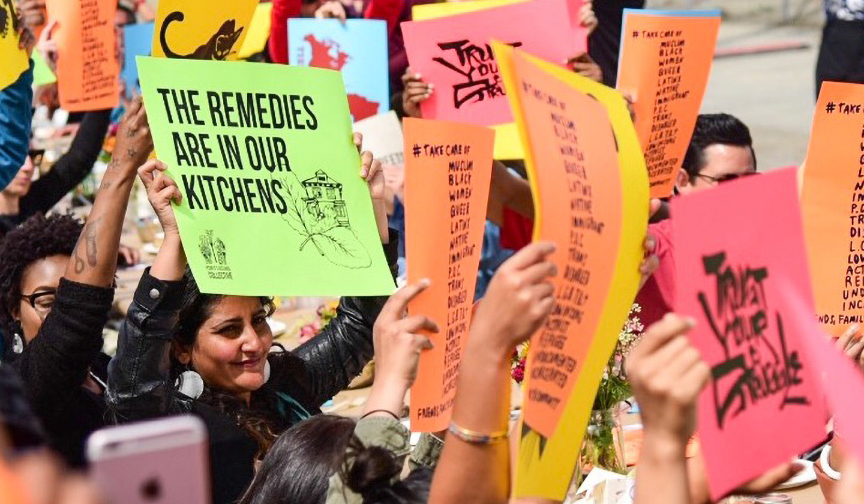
[0,214,83,355]
[174,269,283,457]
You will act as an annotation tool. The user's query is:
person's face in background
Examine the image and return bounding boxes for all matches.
[15,255,68,343]
[2,157,36,199]
[114,7,135,69]
[675,143,757,195]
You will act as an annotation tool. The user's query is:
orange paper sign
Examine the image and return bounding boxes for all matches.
[801,81,864,335]
[505,50,624,439]
[404,118,495,432]
[46,0,119,111]
[616,10,720,198]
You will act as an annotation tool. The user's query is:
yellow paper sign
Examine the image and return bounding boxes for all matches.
[0,1,28,89]
[494,42,649,499]
[152,0,259,61]
[412,0,525,20]
[239,2,273,59]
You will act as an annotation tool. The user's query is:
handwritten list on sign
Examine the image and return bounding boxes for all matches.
[47,0,119,111]
[617,10,720,199]
[493,44,647,499]
[801,82,864,335]
[404,118,494,432]
[504,50,624,439]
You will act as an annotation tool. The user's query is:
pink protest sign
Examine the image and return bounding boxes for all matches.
[401,0,583,126]
[672,168,828,499]
[781,283,864,469]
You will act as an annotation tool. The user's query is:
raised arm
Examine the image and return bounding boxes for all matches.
[627,314,710,504]
[288,142,398,405]
[486,161,534,227]
[107,160,188,422]
[20,109,112,217]
[290,236,399,405]
[64,99,151,286]
[429,242,556,504]
[15,99,152,414]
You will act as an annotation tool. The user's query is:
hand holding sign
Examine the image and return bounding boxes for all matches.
[138,160,182,236]
[371,281,437,393]
[473,242,557,354]
[627,314,709,444]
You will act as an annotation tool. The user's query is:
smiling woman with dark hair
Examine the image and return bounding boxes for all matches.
[107,143,399,504]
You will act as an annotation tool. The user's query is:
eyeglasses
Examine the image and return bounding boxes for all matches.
[694,171,758,185]
[21,289,56,318]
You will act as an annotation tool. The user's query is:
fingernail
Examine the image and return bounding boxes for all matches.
[853,324,860,332]
[683,316,697,327]
[428,83,435,90]
[415,73,422,79]
[419,278,431,287]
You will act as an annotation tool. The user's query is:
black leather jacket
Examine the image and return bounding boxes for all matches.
[106,235,399,504]
[107,233,399,424]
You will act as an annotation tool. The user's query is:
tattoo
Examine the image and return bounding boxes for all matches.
[74,254,85,274]
[126,147,137,160]
[84,217,101,267]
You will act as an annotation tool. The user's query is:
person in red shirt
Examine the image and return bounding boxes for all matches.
[636,113,758,328]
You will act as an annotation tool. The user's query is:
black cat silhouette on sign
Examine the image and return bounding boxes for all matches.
[0,0,19,39]
[159,11,243,60]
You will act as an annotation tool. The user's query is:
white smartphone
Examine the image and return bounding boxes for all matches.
[87,415,210,504]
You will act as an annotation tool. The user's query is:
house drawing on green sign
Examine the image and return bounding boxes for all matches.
[301,170,349,227]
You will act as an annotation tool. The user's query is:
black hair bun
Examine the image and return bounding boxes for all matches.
[345,442,402,499]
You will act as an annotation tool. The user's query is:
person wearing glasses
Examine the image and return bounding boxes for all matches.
[637,113,758,329]
[0,99,153,469]
[674,113,757,194]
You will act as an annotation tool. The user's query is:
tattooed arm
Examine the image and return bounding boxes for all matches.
[64,98,153,286]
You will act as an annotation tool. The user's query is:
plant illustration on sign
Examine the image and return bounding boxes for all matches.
[275,169,372,269]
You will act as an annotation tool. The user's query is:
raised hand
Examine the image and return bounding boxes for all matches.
[353,132,389,243]
[36,19,58,72]
[472,241,557,355]
[137,160,181,236]
[373,281,437,388]
[627,314,710,444]
[401,68,433,119]
[314,0,346,22]
[565,52,603,83]
[109,97,153,178]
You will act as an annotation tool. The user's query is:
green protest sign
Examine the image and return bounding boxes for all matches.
[137,56,395,296]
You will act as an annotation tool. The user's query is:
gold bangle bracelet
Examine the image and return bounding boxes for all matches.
[448,422,509,444]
